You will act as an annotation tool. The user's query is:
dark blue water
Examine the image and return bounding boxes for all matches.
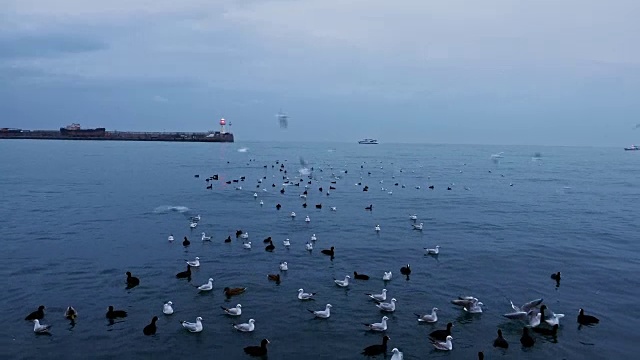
[1,140,638,360]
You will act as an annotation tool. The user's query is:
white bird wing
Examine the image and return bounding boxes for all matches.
[521,298,544,312]
[503,311,528,320]
[234,323,250,331]
[182,321,197,331]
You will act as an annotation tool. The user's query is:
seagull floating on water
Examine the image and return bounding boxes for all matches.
[279,261,288,271]
[365,289,387,302]
[308,304,332,319]
[163,301,174,315]
[201,232,211,241]
[409,214,417,221]
[375,225,381,232]
[221,304,242,316]
[432,335,453,351]
[190,222,198,228]
[198,278,214,291]
[540,305,564,326]
[243,241,251,249]
[32,319,51,334]
[241,232,249,239]
[181,317,203,332]
[363,316,388,331]
[305,242,313,251]
[233,319,255,332]
[168,234,174,242]
[415,307,438,323]
[305,215,310,222]
[283,239,290,247]
[290,211,296,218]
[451,296,483,313]
[330,206,337,211]
[186,257,200,267]
[390,348,404,360]
[376,298,397,312]
[383,271,392,281]
[334,275,350,287]
[311,234,317,241]
[425,245,440,255]
[298,288,316,300]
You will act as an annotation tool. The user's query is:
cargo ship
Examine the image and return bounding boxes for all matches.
[358,138,378,144]
[0,119,234,143]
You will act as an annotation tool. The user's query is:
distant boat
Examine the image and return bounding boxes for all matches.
[624,144,639,151]
[358,139,378,144]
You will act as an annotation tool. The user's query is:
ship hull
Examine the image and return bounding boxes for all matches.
[0,130,234,143]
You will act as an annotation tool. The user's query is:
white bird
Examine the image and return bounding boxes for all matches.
[376,298,397,312]
[334,275,350,287]
[163,301,174,315]
[241,232,249,239]
[452,296,483,313]
[541,305,565,326]
[330,206,337,211]
[311,234,317,241]
[431,335,453,351]
[283,238,291,247]
[198,278,213,291]
[412,222,423,230]
[279,261,288,271]
[233,319,255,332]
[300,194,307,199]
[253,192,258,198]
[383,271,392,281]
[415,307,438,323]
[221,304,242,316]
[186,257,200,267]
[425,245,440,255]
[390,348,404,360]
[297,288,316,300]
[366,289,387,301]
[235,186,242,190]
[375,225,381,232]
[191,215,201,222]
[291,211,296,218]
[201,233,211,241]
[308,304,332,318]
[409,214,417,221]
[243,241,251,249]
[32,319,51,334]
[259,200,264,206]
[364,316,388,331]
[181,317,203,332]
[305,215,310,223]
[190,222,198,228]
[168,234,174,242]
[305,242,313,251]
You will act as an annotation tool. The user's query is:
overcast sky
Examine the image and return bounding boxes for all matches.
[1,0,639,145]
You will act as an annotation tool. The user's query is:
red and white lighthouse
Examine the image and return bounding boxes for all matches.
[220,118,226,134]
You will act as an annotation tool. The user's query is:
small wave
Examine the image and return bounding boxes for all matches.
[299,167,311,176]
[238,147,249,153]
[153,205,190,214]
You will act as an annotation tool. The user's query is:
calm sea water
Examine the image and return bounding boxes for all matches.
[1,140,638,360]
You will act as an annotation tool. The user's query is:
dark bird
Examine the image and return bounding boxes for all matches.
[194,174,199,178]
[276,203,281,210]
[520,327,535,347]
[533,324,559,336]
[315,204,322,209]
[321,246,334,256]
[280,188,285,194]
[578,308,600,325]
[25,305,45,321]
[329,186,336,190]
[263,236,273,243]
[143,316,158,335]
[429,322,453,341]
[447,187,452,190]
[302,203,307,208]
[493,329,509,348]
[206,184,212,189]
[478,352,484,360]
[65,306,77,321]
[361,335,390,356]
[244,338,270,357]
[365,204,373,211]
[224,287,247,297]
[183,236,190,247]
[353,272,370,280]
[268,274,281,283]
[265,240,275,252]
[225,180,231,184]
[224,236,232,243]
[400,264,411,275]
[176,265,192,279]
[106,305,127,319]
[236,230,244,238]
[126,271,140,288]
[428,185,434,189]
[551,272,561,281]
[319,187,323,192]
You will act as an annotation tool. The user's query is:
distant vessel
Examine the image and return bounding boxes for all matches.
[624,145,639,151]
[358,138,378,144]
[277,110,289,129]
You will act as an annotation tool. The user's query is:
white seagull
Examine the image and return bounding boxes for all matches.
[253,192,258,198]
[305,215,310,223]
[259,200,264,206]
[365,289,387,302]
[198,278,213,291]
[425,245,440,255]
[390,348,404,360]
[409,214,418,221]
[241,232,249,239]
[201,232,211,241]
[221,304,242,316]
[541,305,565,326]
[181,317,203,333]
[375,225,381,232]
[412,222,424,230]
[190,222,198,228]
[297,288,316,300]
[330,206,337,211]
[233,319,255,332]
[376,298,397,312]
[305,242,313,251]
[243,241,252,249]
[334,275,350,287]
[283,238,291,247]
[415,307,438,323]
[279,261,288,271]
[168,234,174,242]
[308,304,332,319]
[383,271,392,281]
[290,211,296,218]
[432,335,453,351]
[186,257,200,267]
[163,301,174,315]
[311,234,317,241]
[32,319,51,334]
[451,296,484,313]
[364,316,388,331]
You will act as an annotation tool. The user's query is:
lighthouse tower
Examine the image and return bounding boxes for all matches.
[219,118,226,134]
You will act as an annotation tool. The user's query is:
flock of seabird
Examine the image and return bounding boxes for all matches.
[22,155,601,358]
